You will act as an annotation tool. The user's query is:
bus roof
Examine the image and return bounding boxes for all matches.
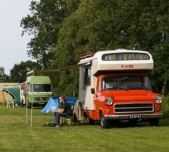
[78,49,154,75]
[26,76,51,84]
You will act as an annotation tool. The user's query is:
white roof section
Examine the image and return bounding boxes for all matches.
[78,49,154,74]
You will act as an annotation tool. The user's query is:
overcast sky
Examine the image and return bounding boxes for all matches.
[0,0,35,75]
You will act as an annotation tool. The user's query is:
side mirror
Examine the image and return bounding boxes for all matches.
[91,88,95,94]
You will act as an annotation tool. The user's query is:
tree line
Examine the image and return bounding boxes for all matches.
[1,0,169,96]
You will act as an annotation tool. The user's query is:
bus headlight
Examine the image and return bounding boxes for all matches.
[106,97,113,105]
[155,96,162,103]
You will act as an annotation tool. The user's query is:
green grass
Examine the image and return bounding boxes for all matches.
[0,106,169,152]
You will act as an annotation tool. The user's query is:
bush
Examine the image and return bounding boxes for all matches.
[162,96,169,117]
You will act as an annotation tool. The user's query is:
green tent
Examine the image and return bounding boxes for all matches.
[3,86,20,104]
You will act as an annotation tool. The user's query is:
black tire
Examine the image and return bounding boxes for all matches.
[29,103,32,109]
[149,118,159,126]
[100,112,109,128]
[27,102,32,109]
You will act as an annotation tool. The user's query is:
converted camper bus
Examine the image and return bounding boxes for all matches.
[25,75,52,108]
[78,49,163,128]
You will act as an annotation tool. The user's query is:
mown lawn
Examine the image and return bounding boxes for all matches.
[0,105,169,152]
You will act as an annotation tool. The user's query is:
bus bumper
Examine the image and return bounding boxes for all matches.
[104,113,163,120]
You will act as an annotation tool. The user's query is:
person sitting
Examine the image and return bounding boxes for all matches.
[52,96,72,127]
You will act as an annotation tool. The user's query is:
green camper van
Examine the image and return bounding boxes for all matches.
[25,76,52,108]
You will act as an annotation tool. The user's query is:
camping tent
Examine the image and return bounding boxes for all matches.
[2,86,20,105]
[41,96,78,113]
[0,90,13,104]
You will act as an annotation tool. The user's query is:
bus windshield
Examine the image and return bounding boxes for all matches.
[102,75,152,90]
[30,84,51,92]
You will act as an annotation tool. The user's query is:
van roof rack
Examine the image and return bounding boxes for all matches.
[80,52,95,59]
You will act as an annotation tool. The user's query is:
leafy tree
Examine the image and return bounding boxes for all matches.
[21,0,169,95]
[0,67,4,76]
[0,67,10,82]
[0,74,10,82]
[52,0,169,95]
[10,61,41,83]
[20,0,81,96]
[152,42,169,95]
[21,0,68,69]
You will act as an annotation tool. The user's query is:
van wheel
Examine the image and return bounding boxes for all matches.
[100,112,109,128]
[149,118,159,126]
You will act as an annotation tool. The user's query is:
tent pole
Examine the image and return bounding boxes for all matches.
[26,98,28,124]
[30,71,34,127]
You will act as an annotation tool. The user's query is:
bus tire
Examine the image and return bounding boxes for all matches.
[27,102,32,109]
[100,112,109,128]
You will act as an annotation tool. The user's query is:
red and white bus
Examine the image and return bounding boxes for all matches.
[78,49,163,128]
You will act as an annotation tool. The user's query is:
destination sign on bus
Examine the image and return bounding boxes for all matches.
[121,64,134,69]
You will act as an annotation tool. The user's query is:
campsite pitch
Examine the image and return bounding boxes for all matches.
[0,106,169,152]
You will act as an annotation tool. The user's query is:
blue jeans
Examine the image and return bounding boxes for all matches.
[54,112,68,126]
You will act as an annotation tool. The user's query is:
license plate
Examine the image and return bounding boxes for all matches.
[129,115,142,119]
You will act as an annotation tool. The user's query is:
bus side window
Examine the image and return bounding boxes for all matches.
[84,67,91,86]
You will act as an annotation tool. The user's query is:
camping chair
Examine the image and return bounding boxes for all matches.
[60,117,73,125]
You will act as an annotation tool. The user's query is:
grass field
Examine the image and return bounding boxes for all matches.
[0,106,169,152]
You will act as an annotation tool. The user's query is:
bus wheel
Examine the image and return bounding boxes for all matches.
[149,118,159,126]
[100,112,109,128]
[27,103,32,109]
[29,103,32,109]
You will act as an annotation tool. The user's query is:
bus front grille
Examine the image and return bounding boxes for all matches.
[114,103,153,113]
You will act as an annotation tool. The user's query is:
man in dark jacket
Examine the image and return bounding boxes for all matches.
[52,96,72,127]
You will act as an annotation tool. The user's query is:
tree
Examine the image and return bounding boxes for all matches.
[20,0,68,69]
[21,0,169,95]
[10,61,41,83]
[20,0,81,96]
[0,67,4,75]
[51,0,169,95]
[0,67,10,82]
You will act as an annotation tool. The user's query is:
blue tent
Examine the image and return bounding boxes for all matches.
[41,96,78,113]
[65,97,78,107]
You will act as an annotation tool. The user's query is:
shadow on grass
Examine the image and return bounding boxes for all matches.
[42,116,169,129]
[42,119,169,129]
[70,117,169,129]
[108,117,169,128]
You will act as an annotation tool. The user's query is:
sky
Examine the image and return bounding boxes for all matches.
[0,0,35,75]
